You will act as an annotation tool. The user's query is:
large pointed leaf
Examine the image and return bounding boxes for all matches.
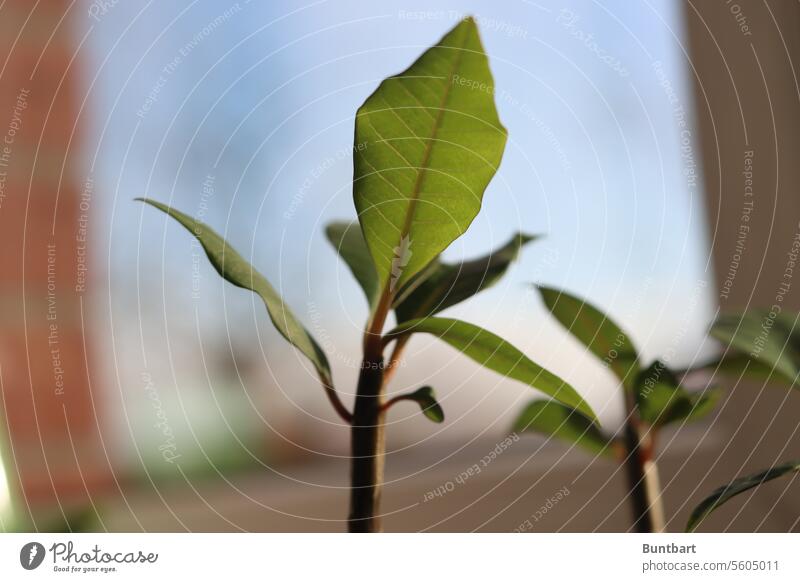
[139,198,332,385]
[711,311,800,386]
[325,221,380,310]
[538,286,640,389]
[395,232,537,322]
[390,386,445,423]
[686,460,800,532]
[636,361,720,427]
[513,399,612,457]
[386,317,595,419]
[354,17,507,297]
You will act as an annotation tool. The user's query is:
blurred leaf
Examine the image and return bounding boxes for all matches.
[392,386,444,423]
[325,221,380,309]
[513,399,612,457]
[680,389,721,423]
[688,352,792,387]
[538,286,640,389]
[711,311,800,386]
[354,17,507,296]
[712,353,786,382]
[636,361,721,427]
[686,460,800,532]
[395,232,537,321]
[387,317,595,419]
[139,198,332,385]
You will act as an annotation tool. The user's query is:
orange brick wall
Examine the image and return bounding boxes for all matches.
[0,1,111,520]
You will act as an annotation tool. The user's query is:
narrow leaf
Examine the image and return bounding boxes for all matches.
[686,460,800,531]
[325,221,380,309]
[538,286,640,389]
[387,317,595,419]
[513,399,612,457]
[711,311,800,386]
[392,386,445,423]
[354,16,507,296]
[139,198,332,385]
[636,361,720,427]
[714,353,793,384]
[395,232,537,322]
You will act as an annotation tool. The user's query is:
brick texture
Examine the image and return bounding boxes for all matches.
[0,0,112,521]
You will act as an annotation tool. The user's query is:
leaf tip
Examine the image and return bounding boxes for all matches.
[576,399,598,423]
[415,386,445,423]
[518,232,540,244]
[534,284,558,299]
[136,197,162,209]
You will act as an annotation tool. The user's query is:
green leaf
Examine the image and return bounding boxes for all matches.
[392,386,445,423]
[322,222,535,320]
[714,353,792,383]
[395,232,537,322]
[686,460,800,532]
[386,317,595,419]
[354,16,507,297]
[138,198,332,385]
[636,361,720,427]
[711,311,800,386]
[325,221,380,310]
[513,399,612,457]
[538,286,640,389]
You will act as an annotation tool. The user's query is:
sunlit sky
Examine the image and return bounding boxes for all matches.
[82,0,716,447]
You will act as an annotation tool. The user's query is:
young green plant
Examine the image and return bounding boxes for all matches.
[686,310,800,531]
[514,294,800,532]
[138,17,596,533]
[513,287,721,532]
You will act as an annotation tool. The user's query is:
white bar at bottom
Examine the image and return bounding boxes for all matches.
[0,533,797,580]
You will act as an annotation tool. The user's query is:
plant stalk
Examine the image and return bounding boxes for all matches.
[348,353,386,532]
[382,334,410,386]
[622,392,666,533]
[348,288,393,533]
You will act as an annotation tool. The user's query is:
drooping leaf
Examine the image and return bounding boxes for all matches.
[711,311,800,386]
[394,232,537,322]
[538,286,640,389]
[386,317,595,419]
[686,460,800,532]
[354,17,507,297]
[325,221,380,310]
[635,361,720,427]
[687,352,791,388]
[139,198,332,385]
[391,386,445,423]
[710,353,784,382]
[513,399,612,457]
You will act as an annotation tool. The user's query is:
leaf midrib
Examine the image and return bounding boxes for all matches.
[389,24,470,293]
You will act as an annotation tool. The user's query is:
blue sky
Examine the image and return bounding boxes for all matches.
[83,0,716,436]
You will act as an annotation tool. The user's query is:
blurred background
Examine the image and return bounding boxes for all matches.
[0,0,798,532]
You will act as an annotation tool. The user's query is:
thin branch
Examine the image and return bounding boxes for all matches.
[320,374,352,424]
[381,334,410,386]
[381,390,412,412]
